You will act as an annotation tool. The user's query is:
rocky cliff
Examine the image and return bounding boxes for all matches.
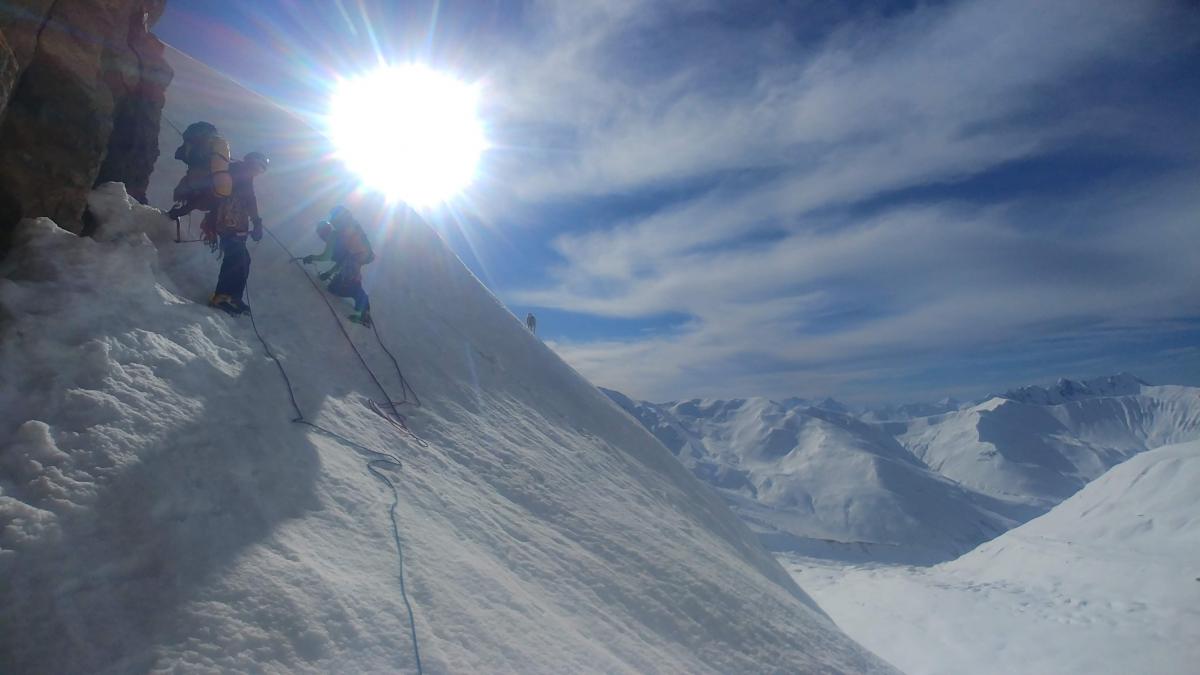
[0,0,171,250]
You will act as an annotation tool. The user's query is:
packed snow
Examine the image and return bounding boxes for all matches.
[786,440,1200,675]
[0,48,898,673]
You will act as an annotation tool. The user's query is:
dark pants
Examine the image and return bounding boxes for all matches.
[328,275,369,312]
[215,235,250,301]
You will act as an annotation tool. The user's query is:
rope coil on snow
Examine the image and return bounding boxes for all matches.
[244,247,425,674]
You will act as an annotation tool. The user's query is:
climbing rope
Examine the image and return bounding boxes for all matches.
[259,225,426,446]
[244,263,425,675]
[161,111,185,138]
[372,319,422,409]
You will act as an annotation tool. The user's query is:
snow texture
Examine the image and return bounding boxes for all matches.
[787,439,1200,675]
[0,48,896,674]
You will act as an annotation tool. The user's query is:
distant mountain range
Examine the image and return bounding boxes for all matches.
[996,372,1148,406]
[603,375,1200,563]
[750,372,1156,422]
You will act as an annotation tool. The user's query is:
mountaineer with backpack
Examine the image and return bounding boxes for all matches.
[302,206,375,326]
[206,152,269,315]
[166,121,232,221]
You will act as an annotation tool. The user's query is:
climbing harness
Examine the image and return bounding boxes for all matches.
[244,257,425,674]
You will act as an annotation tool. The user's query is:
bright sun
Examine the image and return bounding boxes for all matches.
[329,65,486,206]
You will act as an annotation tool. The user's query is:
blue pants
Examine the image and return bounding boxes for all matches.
[215,235,250,300]
[328,275,369,312]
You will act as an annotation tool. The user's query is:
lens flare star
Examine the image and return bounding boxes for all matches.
[328,65,486,206]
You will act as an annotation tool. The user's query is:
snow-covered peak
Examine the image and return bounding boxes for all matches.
[780,396,854,415]
[858,396,967,422]
[606,388,1018,563]
[955,439,1200,570]
[610,378,1200,565]
[999,372,1149,405]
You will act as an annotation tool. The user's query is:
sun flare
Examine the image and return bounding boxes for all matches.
[328,65,485,206]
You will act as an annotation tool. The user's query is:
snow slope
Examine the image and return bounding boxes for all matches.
[0,49,896,673]
[788,439,1200,675]
[604,392,1018,564]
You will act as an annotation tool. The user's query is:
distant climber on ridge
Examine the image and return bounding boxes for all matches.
[302,206,375,326]
[206,151,269,315]
[526,312,536,333]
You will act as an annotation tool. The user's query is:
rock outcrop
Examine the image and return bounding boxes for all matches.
[0,0,172,251]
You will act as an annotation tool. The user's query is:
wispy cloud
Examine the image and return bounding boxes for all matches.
[491,0,1200,403]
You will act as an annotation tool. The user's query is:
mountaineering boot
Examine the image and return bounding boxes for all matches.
[209,293,242,316]
[348,310,372,327]
[230,298,251,315]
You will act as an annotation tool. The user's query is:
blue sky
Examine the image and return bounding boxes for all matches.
[157,0,1200,405]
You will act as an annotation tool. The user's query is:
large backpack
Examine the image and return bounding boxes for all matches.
[335,222,375,266]
[328,220,375,282]
[171,121,233,210]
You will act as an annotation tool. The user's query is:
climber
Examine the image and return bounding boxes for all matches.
[526,312,536,334]
[166,121,232,220]
[207,152,269,315]
[302,206,375,326]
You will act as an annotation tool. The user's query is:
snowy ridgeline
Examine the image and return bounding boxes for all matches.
[0,47,900,672]
[788,439,1200,675]
[604,382,1200,563]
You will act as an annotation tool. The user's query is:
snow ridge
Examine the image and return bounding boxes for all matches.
[997,372,1149,405]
